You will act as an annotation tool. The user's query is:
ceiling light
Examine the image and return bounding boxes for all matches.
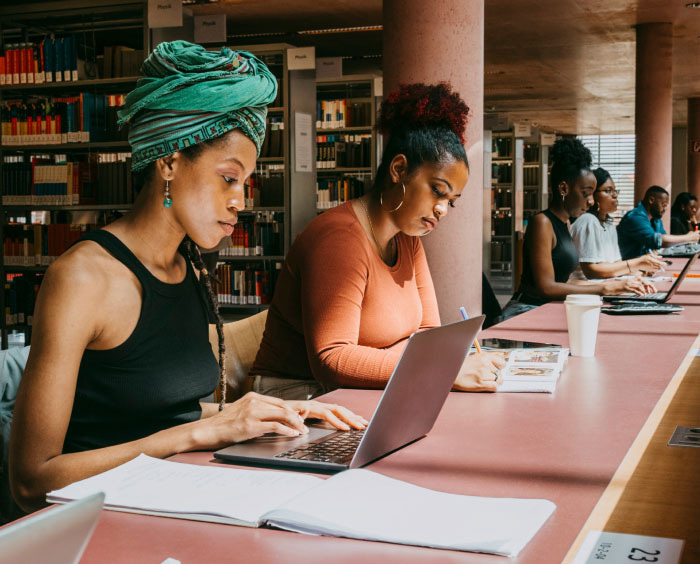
[298,25,382,35]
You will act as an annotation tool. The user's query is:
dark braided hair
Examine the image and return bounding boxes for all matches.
[183,238,228,410]
[671,191,698,218]
[374,82,470,191]
[550,138,592,203]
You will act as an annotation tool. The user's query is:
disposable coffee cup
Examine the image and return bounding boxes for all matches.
[565,294,602,357]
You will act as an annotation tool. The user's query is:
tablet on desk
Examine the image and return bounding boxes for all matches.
[478,338,562,350]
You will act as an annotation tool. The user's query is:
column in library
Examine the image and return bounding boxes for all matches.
[383,0,484,320]
[688,98,700,200]
[634,22,673,219]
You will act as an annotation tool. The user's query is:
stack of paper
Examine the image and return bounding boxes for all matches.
[48,454,556,557]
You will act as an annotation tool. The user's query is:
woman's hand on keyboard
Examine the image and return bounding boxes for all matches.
[603,276,656,296]
[286,400,369,431]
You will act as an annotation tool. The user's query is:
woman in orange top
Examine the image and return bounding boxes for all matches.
[252,83,504,399]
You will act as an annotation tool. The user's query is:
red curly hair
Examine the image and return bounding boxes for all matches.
[376,82,470,144]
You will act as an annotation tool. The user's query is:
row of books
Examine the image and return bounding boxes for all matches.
[5,273,42,327]
[259,118,284,159]
[214,262,282,306]
[0,36,78,86]
[523,166,539,186]
[492,188,512,209]
[523,144,540,163]
[490,240,513,262]
[492,136,513,159]
[492,212,513,236]
[101,45,144,79]
[246,166,284,207]
[218,213,284,257]
[4,223,95,266]
[316,99,373,129]
[316,134,372,169]
[491,162,513,184]
[0,94,127,145]
[2,154,134,206]
[316,176,368,210]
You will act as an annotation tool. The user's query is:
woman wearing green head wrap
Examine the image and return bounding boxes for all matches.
[9,41,366,513]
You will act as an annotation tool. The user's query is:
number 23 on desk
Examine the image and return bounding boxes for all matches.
[572,531,684,564]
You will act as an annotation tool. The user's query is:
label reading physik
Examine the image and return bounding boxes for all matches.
[572,531,683,564]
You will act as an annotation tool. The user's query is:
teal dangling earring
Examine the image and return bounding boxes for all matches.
[163,178,172,208]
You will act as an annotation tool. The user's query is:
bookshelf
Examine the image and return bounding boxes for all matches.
[315,75,381,211]
[212,44,317,319]
[485,130,547,293]
[0,0,149,348]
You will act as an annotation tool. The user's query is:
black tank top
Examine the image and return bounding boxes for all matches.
[516,209,579,306]
[63,230,219,453]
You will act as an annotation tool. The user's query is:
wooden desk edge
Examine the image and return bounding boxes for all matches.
[561,333,700,563]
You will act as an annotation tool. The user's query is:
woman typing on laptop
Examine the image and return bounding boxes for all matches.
[9,41,366,513]
[251,83,505,399]
[569,167,664,280]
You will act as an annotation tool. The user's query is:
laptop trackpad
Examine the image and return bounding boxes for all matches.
[216,424,337,459]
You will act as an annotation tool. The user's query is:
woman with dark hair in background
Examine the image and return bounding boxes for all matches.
[570,167,664,280]
[670,192,698,235]
[500,139,652,320]
[252,83,505,397]
[9,41,365,514]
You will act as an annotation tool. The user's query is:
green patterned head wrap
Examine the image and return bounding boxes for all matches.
[118,40,278,171]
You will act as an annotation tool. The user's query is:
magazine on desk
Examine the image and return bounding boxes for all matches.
[47,454,556,557]
[477,346,569,393]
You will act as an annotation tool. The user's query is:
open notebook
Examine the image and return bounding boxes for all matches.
[47,454,556,558]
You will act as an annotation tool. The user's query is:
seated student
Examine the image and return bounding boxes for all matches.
[500,139,652,320]
[9,41,366,514]
[617,185,700,259]
[670,192,698,235]
[252,83,505,399]
[570,167,664,279]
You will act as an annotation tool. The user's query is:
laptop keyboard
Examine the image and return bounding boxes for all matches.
[639,292,666,300]
[274,429,365,464]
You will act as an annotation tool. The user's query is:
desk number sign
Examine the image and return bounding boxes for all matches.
[573,531,684,564]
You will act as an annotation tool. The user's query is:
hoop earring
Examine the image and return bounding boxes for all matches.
[164,179,172,208]
[380,182,406,213]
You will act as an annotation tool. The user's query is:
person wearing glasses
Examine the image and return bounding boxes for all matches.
[570,168,664,279]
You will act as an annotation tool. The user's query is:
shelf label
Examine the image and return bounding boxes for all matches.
[194,14,226,43]
[514,122,531,137]
[316,57,342,78]
[294,112,313,173]
[540,132,556,146]
[572,531,684,564]
[148,0,183,29]
[288,47,315,70]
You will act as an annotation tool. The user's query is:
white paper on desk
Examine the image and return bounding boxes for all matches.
[47,454,321,526]
[263,469,556,557]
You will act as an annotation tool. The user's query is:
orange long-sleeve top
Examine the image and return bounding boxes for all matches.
[252,201,441,390]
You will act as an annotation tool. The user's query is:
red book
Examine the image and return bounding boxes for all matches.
[7,44,14,84]
[19,43,27,83]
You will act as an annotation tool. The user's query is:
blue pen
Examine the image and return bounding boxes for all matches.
[460,307,481,353]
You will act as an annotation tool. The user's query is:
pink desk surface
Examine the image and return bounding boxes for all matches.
[77,301,700,564]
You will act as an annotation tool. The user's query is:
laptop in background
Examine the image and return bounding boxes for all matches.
[603,251,699,304]
[215,316,485,473]
[0,492,104,564]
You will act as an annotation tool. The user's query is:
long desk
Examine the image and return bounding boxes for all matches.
[65,265,700,563]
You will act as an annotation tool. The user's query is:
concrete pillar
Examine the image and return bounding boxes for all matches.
[383,0,484,322]
[634,23,673,225]
[688,98,700,201]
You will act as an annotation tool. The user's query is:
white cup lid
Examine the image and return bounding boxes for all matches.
[565,294,602,305]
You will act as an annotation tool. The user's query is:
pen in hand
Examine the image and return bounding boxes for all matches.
[459,307,482,353]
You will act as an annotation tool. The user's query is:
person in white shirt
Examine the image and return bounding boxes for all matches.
[570,168,664,280]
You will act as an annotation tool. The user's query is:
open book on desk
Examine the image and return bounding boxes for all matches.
[488,348,569,393]
[48,454,556,557]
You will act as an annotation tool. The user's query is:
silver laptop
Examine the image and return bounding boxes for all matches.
[0,492,104,564]
[603,251,699,304]
[215,316,485,472]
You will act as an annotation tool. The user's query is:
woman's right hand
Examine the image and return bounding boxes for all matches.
[194,392,310,449]
[453,352,507,392]
[603,277,656,296]
[632,253,665,275]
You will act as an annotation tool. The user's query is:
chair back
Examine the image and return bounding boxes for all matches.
[209,310,268,401]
